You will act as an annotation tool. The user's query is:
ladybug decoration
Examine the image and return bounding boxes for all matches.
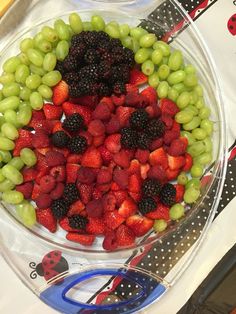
[29,250,69,282]
[228,14,236,36]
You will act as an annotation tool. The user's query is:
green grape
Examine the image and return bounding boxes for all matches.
[183,116,201,131]
[0,150,12,163]
[0,169,5,183]
[203,137,213,153]
[38,85,53,99]
[4,109,20,128]
[119,24,130,38]
[177,172,188,185]
[34,32,45,47]
[0,116,5,128]
[42,70,61,87]
[192,128,207,140]
[122,36,133,49]
[20,148,37,167]
[153,219,167,232]
[194,85,203,97]
[169,204,185,220]
[37,39,52,53]
[175,110,194,124]
[184,73,198,87]
[30,92,43,110]
[69,13,83,34]
[168,88,179,102]
[157,64,170,80]
[20,87,31,101]
[0,72,15,85]
[30,64,46,76]
[189,91,199,105]
[54,19,70,41]
[9,157,24,170]
[15,64,30,84]
[185,178,201,190]
[131,38,140,53]
[3,56,21,73]
[42,26,59,42]
[2,164,23,185]
[151,49,163,65]
[0,179,15,192]
[200,119,213,135]
[167,70,186,85]
[130,27,148,40]
[16,200,36,227]
[82,22,93,31]
[148,72,159,88]
[176,91,190,109]
[2,82,20,97]
[91,15,105,31]
[195,97,205,109]
[2,190,24,204]
[139,33,156,48]
[173,82,186,94]
[199,107,211,119]
[153,41,170,56]
[187,141,205,157]
[20,38,34,53]
[184,64,196,75]
[194,152,212,166]
[27,49,44,67]
[17,105,32,126]
[135,48,150,64]
[1,122,19,140]
[0,91,2,101]
[25,74,42,90]
[0,96,20,112]
[184,187,200,204]
[19,52,30,65]
[191,163,203,178]
[157,81,169,98]
[168,50,183,71]
[184,104,198,116]
[56,40,69,61]
[43,52,57,72]
[141,60,155,76]
[105,24,120,39]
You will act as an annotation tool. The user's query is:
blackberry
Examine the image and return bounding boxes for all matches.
[68,215,88,230]
[63,54,78,72]
[99,61,111,80]
[69,42,86,60]
[160,183,176,206]
[63,113,84,132]
[97,39,111,53]
[112,81,126,95]
[145,119,165,139]
[68,135,87,154]
[63,183,80,204]
[137,132,151,150]
[63,72,80,85]
[84,49,100,64]
[138,197,157,215]
[130,109,149,130]
[123,48,135,67]
[110,38,123,49]
[112,47,125,64]
[96,31,110,41]
[69,82,81,98]
[142,178,161,197]
[120,127,138,149]
[76,79,97,96]
[111,64,130,83]
[98,83,111,96]
[82,31,99,47]
[79,64,99,81]
[51,198,69,219]
[55,61,66,75]
[100,51,113,64]
[71,34,85,47]
[51,131,70,148]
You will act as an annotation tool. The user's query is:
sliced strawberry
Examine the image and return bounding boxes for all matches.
[52,80,69,106]
[86,217,105,235]
[59,217,83,232]
[16,182,33,199]
[98,145,113,166]
[128,159,141,175]
[77,167,96,184]
[22,167,37,182]
[128,191,142,202]
[62,102,92,125]
[93,187,103,200]
[129,69,147,86]
[93,134,105,147]
[113,169,129,189]
[50,182,65,200]
[125,83,139,94]
[102,192,116,212]
[128,173,142,193]
[36,208,57,233]
[163,130,179,145]
[182,153,193,171]
[116,106,135,127]
[36,147,52,155]
[13,129,33,156]
[66,163,80,183]
[140,86,157,105]
[168,138,188,156]
[97,169,112,185]
[111,94,125,106]
[105,115,120,134]
[86,199,103,217]
[52,121,64,133]
[118,198,137,218]
[53,147,70,158]
[105,134,121,153]
[112,190,128,206]
[150,137,163,151]
[66,233,95,246]
[104,211,125,230]
[126,215,154,237]
[167,155,186,170]
[147,165,167,183]
[67,153,82,164]
[79,130,93,146]
[116,224,135,247]
[92,101,111,120]
[30,110,46,121]
[149,147,168,169]
[135,149,149,164]
[166,168,180,181]
[32,130,50,149]
[161,114,173,129]
[160,98,179,116]
[77,183,93,204]
[81,147,102,168]
[175,184,185,203]
[145,203,170,220]
[43,103,63,120]
[113,150,130,168]
[171,120,181,134]
[67,200,85,217]
[140,163,150,180]
[103,231,118,251]
[50,165,66,182]
[70,95,98,109]
[31,183,41,200]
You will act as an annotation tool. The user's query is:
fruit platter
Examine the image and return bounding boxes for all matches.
[0,4,226,313]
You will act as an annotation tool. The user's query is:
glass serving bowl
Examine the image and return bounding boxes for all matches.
[0,2,227,313]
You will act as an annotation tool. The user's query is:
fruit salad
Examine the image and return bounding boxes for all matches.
[0,13,214,250]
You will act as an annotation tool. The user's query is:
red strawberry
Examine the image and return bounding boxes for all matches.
[147,165,167,183]
[125,83,139,94]
[77,183,93,204]
[36,147,52,156]
[105,134,121,153]
[140,163,150,180]
[53,147,70,158]
[160,98,179,116]
[141,86,157,105]
[113,150,130,168]
[52,121,64,133]
[182,153,193,171]
[50,165,66,182]
[168,138,187,156]
[35,193,52,209]
[13,129,33,156]
[39,175,56,193]
[167,155,186,170]
[111,94,125,106]
[93,134,105,147]
[102,193,116,212]
[166,168,180,181]
[16,182,33,199]
[32,130,50,149]
[105,115,120,134]
[98,145,113,166]
[43,103,63,120]
[59,217,82,232]
[97,182,111,194]
[126,215,154,237]
[116,225,135,247]
[146,103,161,119]
[86,199,103,217]
[45,150,65,167]
[81,147,102,168]
[67,154,82,164]
[88,119,105,136]
[36,208,57,233]
[97,169,112,184]
[92,101,111,120]
[31,183,41,200]
[128,174,141,193]
[100,97,114,112]
[118,198,137,218]
[111,181,120,191]
[86,217,105,235]
[67,200,85,216]
[128,191,141,202]
[145,203,170,220]
[135,149,149,164]
[163,130,179,145]
[50,182,65,200]
[129,69,147,86]
[125,92,143,107]
[150,138,163,151]
[22,167,37,182]
[175,184,185,203]
[103,231,118,251]
[52,80,69,106]
[161,114,173,129]
[171,120,181,134]
[66,233,95,246]
[79,130,93,146]
[62,102,92,125]
[70,95,98,109]
[77,167,96,184]
[113,169,129,189]
[112,190,128,206]
[128,159,141,175]
[92,187,102,200]
[104,211,125,230]
[66,163,80,183]
[116,106,135,127]
[30,110,45,121]
[149,147,168,169]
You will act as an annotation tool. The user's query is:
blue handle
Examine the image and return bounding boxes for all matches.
[40,268,166,314]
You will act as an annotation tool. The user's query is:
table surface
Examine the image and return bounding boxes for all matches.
[0,0,236,313]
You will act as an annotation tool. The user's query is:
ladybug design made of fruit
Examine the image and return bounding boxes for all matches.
[228,13,236,35]
[29,250,69,281]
